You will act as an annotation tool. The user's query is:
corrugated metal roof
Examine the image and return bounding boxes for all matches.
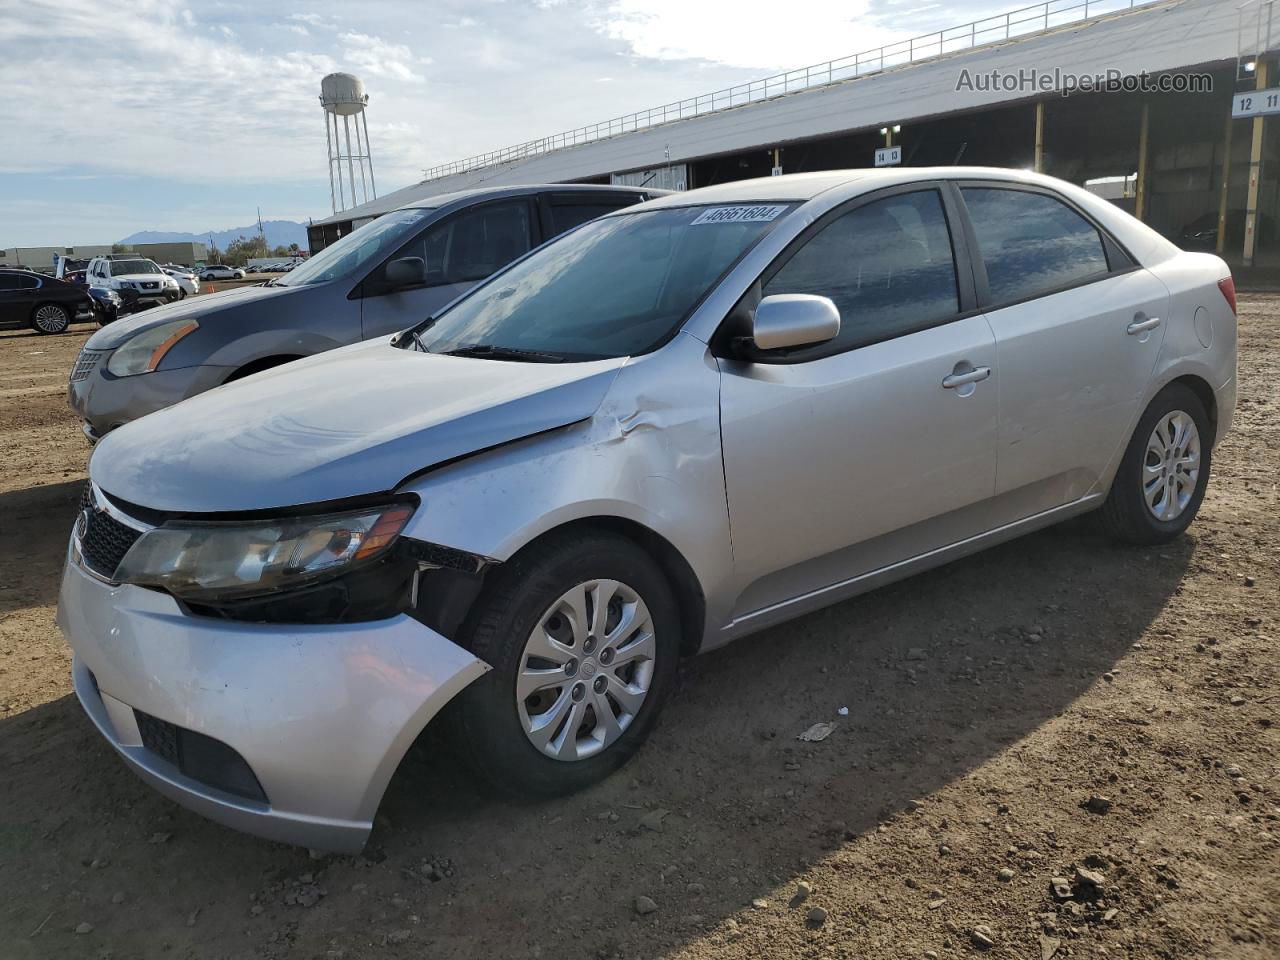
[313,0,1238,227]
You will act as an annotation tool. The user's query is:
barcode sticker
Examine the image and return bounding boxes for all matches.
[690,205,788,226]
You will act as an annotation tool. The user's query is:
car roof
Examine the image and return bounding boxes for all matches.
[391,182,668,214]
[628,166,1107,211]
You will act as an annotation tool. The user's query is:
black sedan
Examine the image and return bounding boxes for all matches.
[0,269,93,334]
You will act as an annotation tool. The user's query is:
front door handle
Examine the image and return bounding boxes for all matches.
[942,366,991,389]
[1126,316,1162,335]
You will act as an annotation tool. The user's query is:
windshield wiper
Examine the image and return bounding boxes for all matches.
[442,344,565,363]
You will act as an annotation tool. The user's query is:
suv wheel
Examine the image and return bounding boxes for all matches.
[448,530,680,797]
[31,303,71,335]
[1100,382,1213,544]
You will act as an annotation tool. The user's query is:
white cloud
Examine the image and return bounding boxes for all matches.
[338,31,429,83]
[596,0,882,71]
[594,0,1012,70]
[0,0,344,182]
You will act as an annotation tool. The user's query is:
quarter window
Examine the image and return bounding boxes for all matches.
[961,188,1110,304]
[763,189,959,354]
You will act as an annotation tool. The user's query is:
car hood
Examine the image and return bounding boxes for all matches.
[90,339,627,513]
[85,283,297,349]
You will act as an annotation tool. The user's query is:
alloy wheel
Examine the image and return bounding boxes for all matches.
[517,579,656,762]
[1143,409,1201,522]
[33,305,69,333]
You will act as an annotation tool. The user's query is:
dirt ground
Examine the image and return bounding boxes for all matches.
[0,301,1276,960]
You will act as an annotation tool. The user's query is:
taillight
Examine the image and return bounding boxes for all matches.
[1218,276,1237,316]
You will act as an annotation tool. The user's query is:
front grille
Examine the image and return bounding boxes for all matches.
[70,348,107,383]
[78,484,143,580]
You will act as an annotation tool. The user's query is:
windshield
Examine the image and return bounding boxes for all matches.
[110,259,160,276]
[277,208,435,286]
[409,203,790,361]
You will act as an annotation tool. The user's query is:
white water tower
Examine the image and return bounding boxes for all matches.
[321,72,377,215]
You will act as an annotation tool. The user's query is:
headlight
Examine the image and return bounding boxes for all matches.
[105,319,199,376]
[115,501,416,601]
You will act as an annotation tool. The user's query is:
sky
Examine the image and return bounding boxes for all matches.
[0,0,1014,245]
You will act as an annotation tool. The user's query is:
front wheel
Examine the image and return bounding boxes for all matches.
[31,303,71,334]
[1100,382,1213,545]
[447,530,681,798]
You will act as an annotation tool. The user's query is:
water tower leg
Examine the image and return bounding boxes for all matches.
[362,111,377,199]
[343,115,358,211]
[324,112,338,215]
[354,116,369,204]
[333,112,347,211]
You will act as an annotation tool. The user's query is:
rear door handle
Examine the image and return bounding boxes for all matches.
[941,366,991,389]
[1126,316,1161,335]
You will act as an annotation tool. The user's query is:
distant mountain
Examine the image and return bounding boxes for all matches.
[120,220,308,251]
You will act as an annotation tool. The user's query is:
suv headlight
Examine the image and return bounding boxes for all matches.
[115,501,416,601]
[106,319,199,376]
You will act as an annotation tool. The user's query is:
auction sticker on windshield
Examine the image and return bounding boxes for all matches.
[690,205,788,225]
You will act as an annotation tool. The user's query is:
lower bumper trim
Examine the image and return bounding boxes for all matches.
[71,656,372,854]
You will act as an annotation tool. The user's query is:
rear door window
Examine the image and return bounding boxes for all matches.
[546,196,644,236]
[961,187,1111,304]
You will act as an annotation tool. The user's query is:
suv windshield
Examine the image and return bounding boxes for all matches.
[408,203,791,361]
[277,208,435,287]
[109,260,160,276]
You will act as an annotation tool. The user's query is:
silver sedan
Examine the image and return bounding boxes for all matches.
[58,167,1236,852]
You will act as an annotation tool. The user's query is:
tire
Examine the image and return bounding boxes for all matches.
[30,303,71,335]
[1100,382,1213,545]
[447,529,681,798]
[178,288,186,299]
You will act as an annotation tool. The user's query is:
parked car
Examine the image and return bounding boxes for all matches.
[161,266,200,298]
[58,168,1236,853]
[84,257,181,311]
[0,268,94,333]
[198,264,246,280]
[67,184,663,440]
[88,286,123,325]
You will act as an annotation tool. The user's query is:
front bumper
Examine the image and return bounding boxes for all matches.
[68,361,234,438]
[57,556,488,853]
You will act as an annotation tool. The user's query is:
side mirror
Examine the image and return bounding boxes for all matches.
[750,294,840,351]
[384,256,426,288]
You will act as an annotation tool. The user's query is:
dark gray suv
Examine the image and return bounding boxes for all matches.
[68,184,662,441]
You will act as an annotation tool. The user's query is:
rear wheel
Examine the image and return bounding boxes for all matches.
[1100,382,1212,544]
[31,303,70,334]
[448,530,680,797]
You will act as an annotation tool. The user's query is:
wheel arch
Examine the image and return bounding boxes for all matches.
[500,515,708,657]
[224,354,305,383]
[1165,373,1218,446]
